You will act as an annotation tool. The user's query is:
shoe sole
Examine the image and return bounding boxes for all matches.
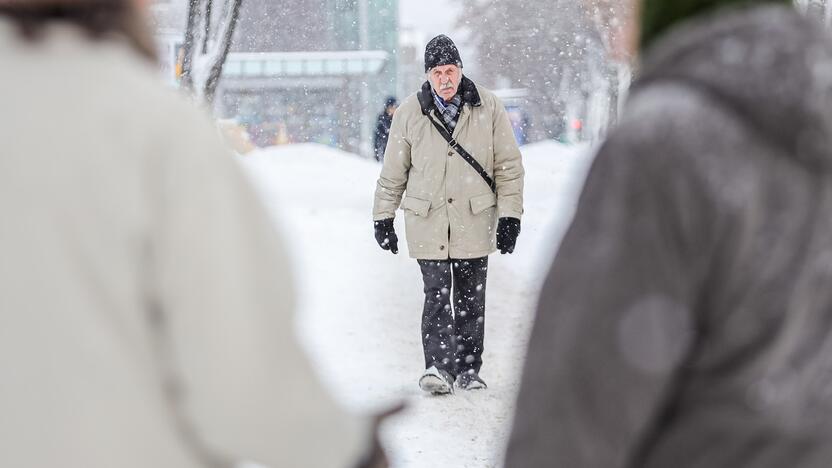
[458,382,487,391]
[419,374,453,395]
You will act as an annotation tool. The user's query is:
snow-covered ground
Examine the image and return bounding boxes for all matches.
[241,141,594,468]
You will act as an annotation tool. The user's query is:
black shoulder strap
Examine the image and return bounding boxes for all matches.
[427,111,497,194]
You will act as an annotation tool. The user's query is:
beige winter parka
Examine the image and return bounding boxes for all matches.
[373,77,524,260]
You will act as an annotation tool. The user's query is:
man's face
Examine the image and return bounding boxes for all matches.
[428,64,462,101]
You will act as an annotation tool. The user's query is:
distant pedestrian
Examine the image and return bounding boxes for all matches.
[373,96,397,162]
[505,0,832,467]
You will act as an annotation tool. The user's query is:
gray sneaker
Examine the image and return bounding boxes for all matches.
[455,371,487,390]
[419,366,454,395]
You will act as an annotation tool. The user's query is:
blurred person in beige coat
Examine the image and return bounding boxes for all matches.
[372,35,524,395]
[0,1,384,467]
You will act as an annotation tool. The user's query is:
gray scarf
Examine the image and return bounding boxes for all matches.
[433,90,462,130]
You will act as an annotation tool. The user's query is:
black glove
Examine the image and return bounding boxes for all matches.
[374,218,399,254]
[496,217,521,254]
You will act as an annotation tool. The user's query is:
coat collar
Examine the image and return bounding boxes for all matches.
[417,75,482,116]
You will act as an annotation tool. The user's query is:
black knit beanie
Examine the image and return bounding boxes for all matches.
[640,0,791,51]
[424,35,463,72]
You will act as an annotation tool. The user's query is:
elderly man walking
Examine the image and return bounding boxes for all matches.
[373,35,524,395]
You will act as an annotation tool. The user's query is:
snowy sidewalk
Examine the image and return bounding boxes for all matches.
[241,142,593,468]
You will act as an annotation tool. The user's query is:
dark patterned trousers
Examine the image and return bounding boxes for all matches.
[417,256,488,377]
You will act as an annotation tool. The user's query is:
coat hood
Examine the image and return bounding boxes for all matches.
[636,5,832,171]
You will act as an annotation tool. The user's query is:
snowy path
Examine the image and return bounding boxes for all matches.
[241,142,593,468]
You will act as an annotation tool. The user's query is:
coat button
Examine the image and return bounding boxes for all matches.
[448,151,453,157]
[448,198,454,204]
[440,245,445,250]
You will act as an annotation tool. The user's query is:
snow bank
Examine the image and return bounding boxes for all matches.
[240,141,594,468]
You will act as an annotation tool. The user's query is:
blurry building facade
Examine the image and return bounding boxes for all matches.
[218,0,398,154]
[150,0,398,156]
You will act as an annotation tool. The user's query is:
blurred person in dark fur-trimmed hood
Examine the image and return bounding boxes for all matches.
[506,0,832,467]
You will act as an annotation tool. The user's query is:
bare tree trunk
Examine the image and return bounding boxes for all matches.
[180,0,243,105]
[586,0,634,139]
[204,0,243,103]
[202,0,213,54]
[607,62,620,128]
[180,0,201,91]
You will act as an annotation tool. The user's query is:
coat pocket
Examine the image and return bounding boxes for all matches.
[469,193,497,215]
[402,196,432,217]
